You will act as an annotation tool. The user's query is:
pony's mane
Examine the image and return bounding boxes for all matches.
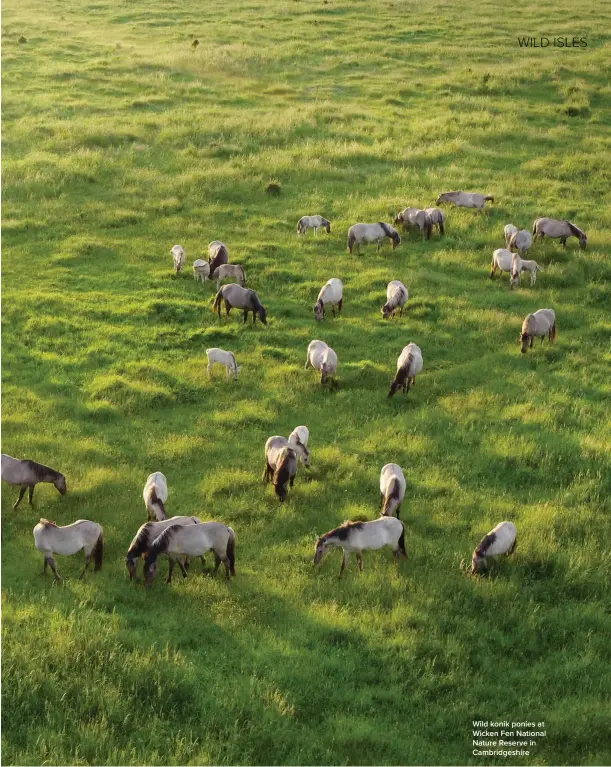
[150,524,179,554]
[39,518,57,527]
[565,220,585,238]
[229,351,237,368]
[475,531,496,557]
[128,522,155,558]
[326,520,365,541]
[378,222,393,238]
[387,477,401,501]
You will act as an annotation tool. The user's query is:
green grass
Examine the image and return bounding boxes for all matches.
[2,0,611,764]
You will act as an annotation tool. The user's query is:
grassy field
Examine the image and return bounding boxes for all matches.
[2,0,611,764]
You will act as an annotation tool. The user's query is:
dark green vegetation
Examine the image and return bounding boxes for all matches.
[2,0,611,763]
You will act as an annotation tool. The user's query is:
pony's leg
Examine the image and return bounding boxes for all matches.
[337,298,343,315]
[379,493,384,511]
[411,376,416,386]
[560,237,567,248]
[507,538,517,556]
[212,552,222,576]
[356,553,364,572]
[252,310,256,325]
[28,486,35,506]
[177,559,188,579]
[207,362,213,377]
[13,486,27,510]
[243,308,248,324]
[165,558,175,584]
[224,300,231,317]
[79,550,94,579]
[530,337,534,348]
[304,355,311,369]
[338,551,349,579]
[289,474,295,487]
[47,556,61,581]
[200,555,206,571]
[222,557,232,581]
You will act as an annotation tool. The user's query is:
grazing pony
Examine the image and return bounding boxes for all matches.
[388,343,423,398]
[144,522,236,585]
[143,472,168,521]
[1,454,67,510]
[471,521,517,574]
[214,264,246,290]
[504,224,518,247]
[520,259,544,286]
[208,241,229,277]
[171,245,186,273]
[509,229,533,255]
[314,517,407,578]
[305,340,338,385]
[379,463,406,518]
[297,215,331,235]
[424,207,446,236]
[490,248,520,288]
[533,218,587,249]
[520,309,556,353]
[394,208,432,240]
[263,436,298,502]
[213,284,267,325]
[193,259,211,283]
[436,191,494,210]
[288,426,311,468]
[381,280,408,319]
[347,223,401,254]
[125,516,201,580]
[314,278,343,321]
[206,348,241,380]
[33,518,103,581]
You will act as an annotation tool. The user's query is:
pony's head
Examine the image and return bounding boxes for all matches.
[381,302,392,319]
[391,231,401,249]
[470,552,485,575]
[258,305,268,325]
[234,365,241,380]
[510,270,520,289]
[313,536,332,565]
[388,379,401,398]
[143,553,158,586]
[393,212,403,226]
[125,555,138,580]
[579,232,587,249]
[520,332,530,353]
[54,474,67,495]
[314,300,324,321]
[324,221,331,234]
[435,194,444,205]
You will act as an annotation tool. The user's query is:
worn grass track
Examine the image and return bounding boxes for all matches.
[2,0,611,764]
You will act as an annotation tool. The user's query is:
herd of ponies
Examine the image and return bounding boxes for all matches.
[2,191,589,584]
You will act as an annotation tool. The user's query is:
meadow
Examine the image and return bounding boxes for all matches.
[2,0,611,764]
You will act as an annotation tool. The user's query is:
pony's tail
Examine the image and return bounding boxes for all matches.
[532,221,537,235]
[425,217,432,240]
[347,232,355,254]
[212,289,223,315]
[93,531,104,572]
[398,523,407,557]
[439,219,445,236]
[226,527,236,576]
[484,195,495,202]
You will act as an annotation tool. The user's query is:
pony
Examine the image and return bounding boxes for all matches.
[263,436,298,502]
[388,343,423,398]
[510,252,523,289]
[193,259,211,283]
[520,259,544,286]
[394,208,432,240]
[533,218,587,249]
[424,207,446,236]
[208,241,229,277]
[213,264,246,290]
[471,521,517,575]
[381,280,408,319]
[125,516,201,580]
[314,278,343,321]
[347,223,401,254]
[213,284,267,325]
[314,517,407,578]
[520,309,556,353]
[379,463,406,518]
[508,229,533,255]
[288,426,311,468]
[206,348,241,380]
[490,248,520,288]
[33,518,103,581]
[504,224,518,247]
[143,522,236,585]
[171,245,186,273]
[297,215,331,235]
[1,454,67,510]
[143,472,168,521]
[305,340,338,385]
[436,191,494,210]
